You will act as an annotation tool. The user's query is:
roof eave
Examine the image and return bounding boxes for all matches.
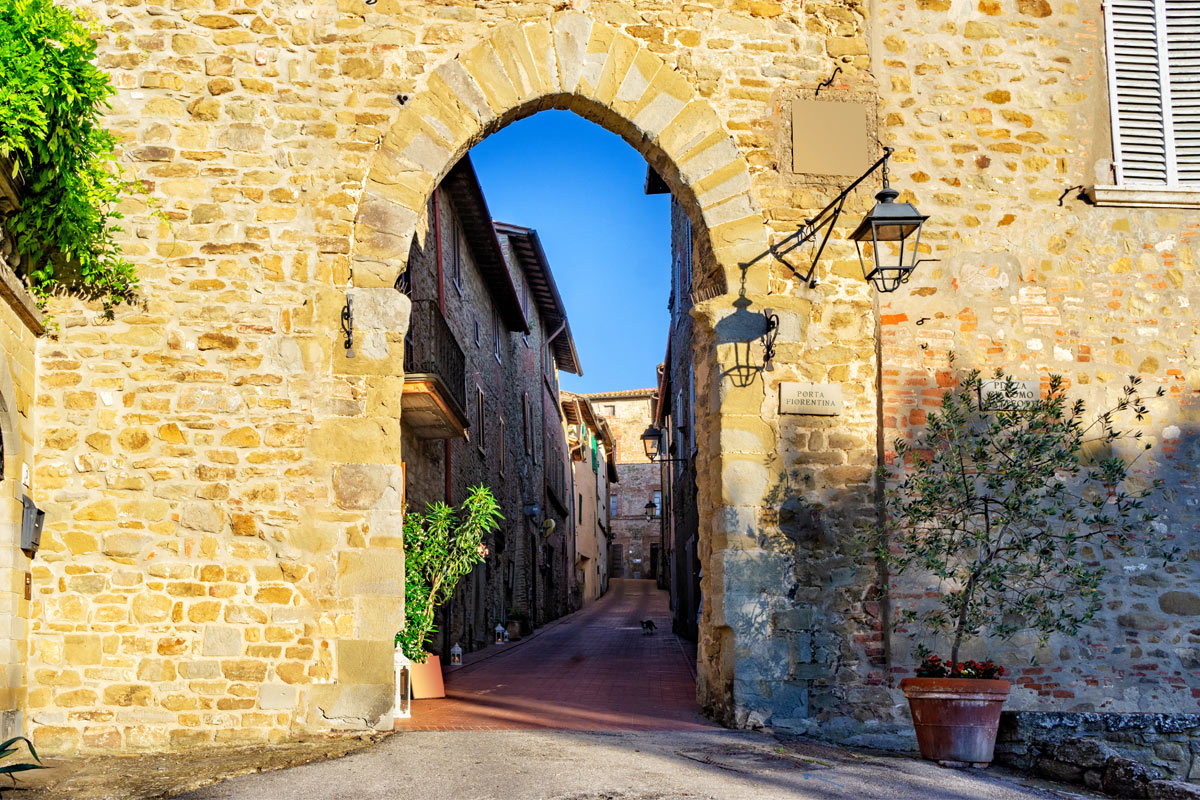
[442,157,530,334]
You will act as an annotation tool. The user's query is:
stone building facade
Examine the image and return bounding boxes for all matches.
[0,0,1196,755]
[654,191,702,641]
[562,392,617,606]
[0,174,42,743]
[398,156,581,658]
[587,390,662,582]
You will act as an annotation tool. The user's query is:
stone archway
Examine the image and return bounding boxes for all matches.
[348,12,776,724]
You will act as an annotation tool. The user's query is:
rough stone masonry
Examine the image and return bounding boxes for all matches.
[8,0,1199,755]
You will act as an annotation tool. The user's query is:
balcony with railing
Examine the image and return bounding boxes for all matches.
[402,299,469,439]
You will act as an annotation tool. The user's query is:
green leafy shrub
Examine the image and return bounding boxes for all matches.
[396,486,502,662]
[865,368,1179,670]
[0,0,139,310]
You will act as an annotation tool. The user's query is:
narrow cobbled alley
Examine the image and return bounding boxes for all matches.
[397,579,710,732]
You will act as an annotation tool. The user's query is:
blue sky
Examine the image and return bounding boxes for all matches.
[470,110,670,395]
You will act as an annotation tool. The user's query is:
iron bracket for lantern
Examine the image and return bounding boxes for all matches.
[341,294,355,358]
[740,147,931,292]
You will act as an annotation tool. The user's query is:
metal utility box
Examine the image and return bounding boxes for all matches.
[20,495,43,558]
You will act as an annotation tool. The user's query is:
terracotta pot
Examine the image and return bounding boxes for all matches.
[900,677,1011,766]
[411,654,445,699]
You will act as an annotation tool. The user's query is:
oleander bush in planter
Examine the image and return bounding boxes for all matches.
[0,0,141,312]
[863,368,1179,766]
[395,486,502,664]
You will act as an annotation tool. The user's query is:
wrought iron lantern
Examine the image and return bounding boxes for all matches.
[494,623,506,645]
[641,425,662,461]
[641,424,687,463]
[849,185,929,293]
[449,642,463,666]
[644,497,657,522]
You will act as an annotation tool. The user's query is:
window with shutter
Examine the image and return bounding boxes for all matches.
[1167,2,1200,183]
[1105,0,1200,187]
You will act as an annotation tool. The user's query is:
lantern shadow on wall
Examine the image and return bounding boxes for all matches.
[714,293,779,389]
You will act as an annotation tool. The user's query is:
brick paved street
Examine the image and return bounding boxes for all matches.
[396,578,713,731]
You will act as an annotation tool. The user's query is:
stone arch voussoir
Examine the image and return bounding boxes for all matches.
[349,11,768,293]
[348,11,779,729]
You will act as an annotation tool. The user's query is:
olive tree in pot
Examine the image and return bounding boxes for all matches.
[866,369,1178,767]
[395,486,500,703]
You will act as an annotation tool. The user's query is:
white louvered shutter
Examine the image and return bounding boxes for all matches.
[1167,1,1200,183]
[1106,0,1170,184]
[1106,0,1200,186]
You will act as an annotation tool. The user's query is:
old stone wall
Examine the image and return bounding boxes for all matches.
[30,0,420,751]
[663,196,700,639]
[874,0,1200,727]
[0,219,41,742]
[22,0,1200,753]
[996,712,1200,789]
[401,187,580,654]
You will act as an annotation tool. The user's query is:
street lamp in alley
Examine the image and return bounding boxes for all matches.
[641,424,661,461]
[644,497,658,522]
[641,425,687,463]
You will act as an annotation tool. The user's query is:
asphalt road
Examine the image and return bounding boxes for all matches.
[177,728,1081,800]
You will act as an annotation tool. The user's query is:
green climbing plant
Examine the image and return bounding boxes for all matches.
[863,367,1180,670]
[396,486,502,663]
[0,0,140,311]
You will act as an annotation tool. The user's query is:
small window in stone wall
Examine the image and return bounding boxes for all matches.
[523,392,531,456]
[610,494,618,517]
[474,317,480,346]
[493,311,501,361]
[451,219,463,294]
[499,418,505,476]
[476,386,485,455]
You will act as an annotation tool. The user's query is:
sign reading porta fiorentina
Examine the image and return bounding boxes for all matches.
[780,382,843,416]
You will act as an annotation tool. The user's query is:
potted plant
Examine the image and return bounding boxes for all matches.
[866,369,1178,767]
[396,485,501,699]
